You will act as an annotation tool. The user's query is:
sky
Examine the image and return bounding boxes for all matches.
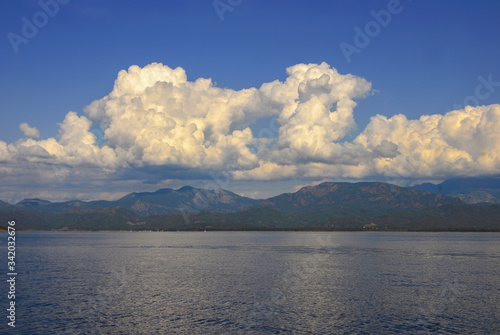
[0,0,500,203]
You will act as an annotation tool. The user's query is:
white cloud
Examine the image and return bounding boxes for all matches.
[19,122,40,139]
[78,61,372,171]
[355,104,500,178]
[1,62,500,202]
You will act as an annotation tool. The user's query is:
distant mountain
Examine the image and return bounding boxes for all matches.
[15,198,52,207]
[1,181,500,231]
[113,186,258,215]
[449,190,500,204]
[0,207,140,231]
[413,177,500,204]
[413,177,500,193]
[9,186,258,216]
[259,182,461,213]
[0,200,12,210]
[2,202,499,232]
[8,198,116,214]
[307,203,500,231]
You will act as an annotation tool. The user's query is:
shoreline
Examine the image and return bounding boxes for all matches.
[4,228,500,233]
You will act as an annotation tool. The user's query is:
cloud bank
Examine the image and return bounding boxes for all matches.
[1,62,500,200]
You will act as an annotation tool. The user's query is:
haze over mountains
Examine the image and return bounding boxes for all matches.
[1,178,499,231]
[413,177,500,204]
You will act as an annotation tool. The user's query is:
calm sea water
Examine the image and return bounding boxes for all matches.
[1,231,499,334]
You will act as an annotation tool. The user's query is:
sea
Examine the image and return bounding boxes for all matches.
[1,231,499,334]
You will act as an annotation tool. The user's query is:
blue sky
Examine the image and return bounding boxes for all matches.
[1,0,500,202]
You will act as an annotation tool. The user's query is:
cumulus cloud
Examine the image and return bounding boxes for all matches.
[1,62,500,201]
[79,62,373,171]
[355,104,500,179]
[84,63,265,169]
[19,123,40,139]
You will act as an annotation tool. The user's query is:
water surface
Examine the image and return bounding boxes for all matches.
[3,231,499,334]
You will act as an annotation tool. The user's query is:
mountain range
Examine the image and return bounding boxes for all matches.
[1,178,499,231]
[413,177,500,204]
[6,185,257,216]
